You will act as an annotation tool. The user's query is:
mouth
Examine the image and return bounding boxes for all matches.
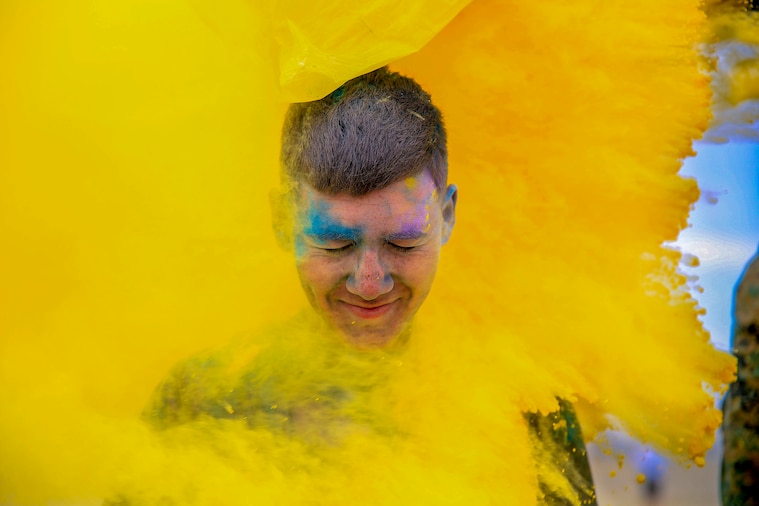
[339,300,396,319]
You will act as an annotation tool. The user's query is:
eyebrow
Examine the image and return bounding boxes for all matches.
[304,223,359,242]
[387,226,427,242]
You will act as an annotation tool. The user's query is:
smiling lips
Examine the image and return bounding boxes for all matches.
[340,300,396,319]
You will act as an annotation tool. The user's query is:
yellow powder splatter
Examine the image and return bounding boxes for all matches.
[0,0,746,505]
[702,0,759,141]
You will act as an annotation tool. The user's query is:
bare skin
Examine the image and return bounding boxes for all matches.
[292,171,457,349]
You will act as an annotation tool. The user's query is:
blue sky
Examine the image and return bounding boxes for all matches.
[677,140,759,351]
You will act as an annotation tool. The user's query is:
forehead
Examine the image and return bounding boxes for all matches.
[296,172,438,226]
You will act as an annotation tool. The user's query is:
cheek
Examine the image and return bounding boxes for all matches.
[396,252,440,287]
[296,256,346,292]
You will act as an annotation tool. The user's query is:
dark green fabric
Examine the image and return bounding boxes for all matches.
[525,400,598,506]
[722,327,759,506]
[722,251,759,506]
[133,329,599,506]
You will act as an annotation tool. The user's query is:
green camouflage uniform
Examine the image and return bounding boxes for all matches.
[722,249,759,506]
[115,326,598,506]
[524,400,598,506]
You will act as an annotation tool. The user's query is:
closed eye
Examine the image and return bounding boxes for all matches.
[321,243,354,254]
[387,242,416,253]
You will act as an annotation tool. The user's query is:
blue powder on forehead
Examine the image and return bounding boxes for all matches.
[304,201,361,242]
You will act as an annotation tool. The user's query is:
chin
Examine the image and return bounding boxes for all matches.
[341,330,395,349]
[337,322,410,350]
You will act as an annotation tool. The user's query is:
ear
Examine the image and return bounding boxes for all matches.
[269,188,293,251]
[440,184,457,245]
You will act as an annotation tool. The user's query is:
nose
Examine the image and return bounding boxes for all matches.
[346,248,394,301]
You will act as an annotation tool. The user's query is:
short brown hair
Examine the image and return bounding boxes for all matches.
[280,67,448,196]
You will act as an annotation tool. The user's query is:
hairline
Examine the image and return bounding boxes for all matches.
[286,164,446,200]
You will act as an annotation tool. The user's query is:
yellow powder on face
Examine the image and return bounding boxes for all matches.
[0,0,746,505]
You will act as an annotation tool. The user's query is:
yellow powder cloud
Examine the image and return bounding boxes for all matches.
[0,0,743,504]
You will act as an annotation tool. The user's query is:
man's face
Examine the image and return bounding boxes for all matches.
[292,171,456,348]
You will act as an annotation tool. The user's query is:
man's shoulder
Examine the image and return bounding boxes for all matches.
[142,320,304,429]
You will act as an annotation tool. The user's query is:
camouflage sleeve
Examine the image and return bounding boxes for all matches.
[141,339,291,434]
[525,399,598,506]
[101,354,236,506]
[141,356,217,429]
[722,250,759,506]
